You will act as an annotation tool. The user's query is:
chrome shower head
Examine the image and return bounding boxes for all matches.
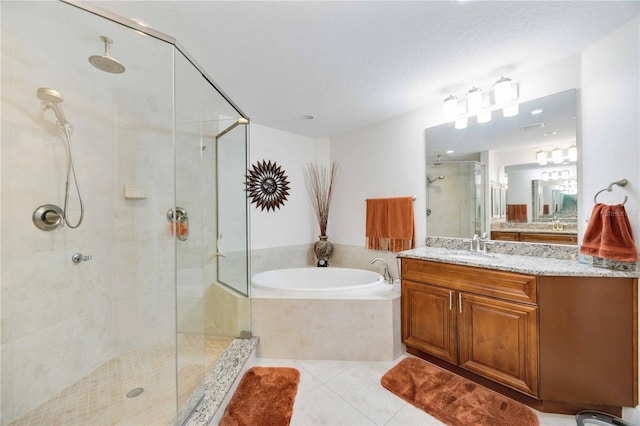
[37,87,66,124]
[89,36,125,74]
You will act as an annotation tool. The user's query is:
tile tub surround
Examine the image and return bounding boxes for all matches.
[251,289,403,361]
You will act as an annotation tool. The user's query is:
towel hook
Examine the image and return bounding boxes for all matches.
[593,179,628,205]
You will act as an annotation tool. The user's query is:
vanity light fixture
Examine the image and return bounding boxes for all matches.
[493,76,512,106]
[541,171,549,180]
[550,170,560,180]
[477,110,491,124]
[466,87,482,115]
[503,103,519,118]
[443,77,518,127]
[561,169,570,179]
[443,95,458,121]
[454,116,468,129]
[536,145,577,165]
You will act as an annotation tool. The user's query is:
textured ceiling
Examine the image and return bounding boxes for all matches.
[87,1,639,138]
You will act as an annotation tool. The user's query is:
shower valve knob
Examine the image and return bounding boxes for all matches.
[72,253,92,263]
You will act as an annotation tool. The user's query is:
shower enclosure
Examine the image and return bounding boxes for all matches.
[426,161,486,238]
[1,2,250,425]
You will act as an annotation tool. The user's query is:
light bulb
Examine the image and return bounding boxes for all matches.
[503,103,519,117]
[467,87,482,115]
[454,116,468,129]
[443,95,458,122]
[494,76,512,106]
[477,110,491,124]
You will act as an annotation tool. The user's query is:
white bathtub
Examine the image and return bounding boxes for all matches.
[250,267,403,360]
[251,267,385,293]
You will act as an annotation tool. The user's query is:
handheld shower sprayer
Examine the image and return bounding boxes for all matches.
[427,175,445,185]
[37,87,68,127]
[33,87,84,230]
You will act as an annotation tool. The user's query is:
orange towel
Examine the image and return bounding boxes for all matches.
[170,222,188,237]
[580,203,638,262]
[366,197,415,252]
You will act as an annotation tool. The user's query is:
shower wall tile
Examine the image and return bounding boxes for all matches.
[1,11,177,423]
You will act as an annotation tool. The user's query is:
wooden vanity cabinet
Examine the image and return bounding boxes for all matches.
[401,258,538,396]
[538,276,637,408]
[401,257,638,414]
[491,230,578,244]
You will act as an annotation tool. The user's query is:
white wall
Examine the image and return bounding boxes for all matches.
[581,17,639,241]
[580,17,640,422]
[249,123,329,250]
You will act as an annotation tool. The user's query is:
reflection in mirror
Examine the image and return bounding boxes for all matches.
[531,179,577,222]
[425,89,578,245]
[426,160,486,238]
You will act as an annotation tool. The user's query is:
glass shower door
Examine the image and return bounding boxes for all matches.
[216,122,250,297]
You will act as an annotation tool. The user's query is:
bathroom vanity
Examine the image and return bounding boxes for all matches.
[491,230,578,244]
[398,247,638,415]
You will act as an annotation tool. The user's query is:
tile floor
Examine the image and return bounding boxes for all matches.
[245,355,578,426]
[8,335,233,426]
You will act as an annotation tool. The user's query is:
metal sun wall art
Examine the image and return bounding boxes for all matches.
[246,160,290,212]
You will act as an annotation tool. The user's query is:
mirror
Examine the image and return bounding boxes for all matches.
[425,89,578,244]
[531,178,577,222]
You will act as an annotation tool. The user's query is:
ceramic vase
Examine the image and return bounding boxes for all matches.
[313,235,334,266]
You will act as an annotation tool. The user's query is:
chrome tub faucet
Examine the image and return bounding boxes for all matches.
[370,257,393,284]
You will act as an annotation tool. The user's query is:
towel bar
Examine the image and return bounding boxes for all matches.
[593,179,628,205]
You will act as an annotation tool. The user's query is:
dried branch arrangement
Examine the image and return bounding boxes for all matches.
[304,161,339,236]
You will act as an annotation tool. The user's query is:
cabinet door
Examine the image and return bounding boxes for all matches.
[458,293,539,397]
[402,280,457,364]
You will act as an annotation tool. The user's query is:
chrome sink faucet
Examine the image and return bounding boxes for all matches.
[470,234,479,252]
[470,233,488,253]
[370,257,393,284]
[479,232,488,253]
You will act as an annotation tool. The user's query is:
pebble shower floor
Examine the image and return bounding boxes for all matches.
[8,335,233,426]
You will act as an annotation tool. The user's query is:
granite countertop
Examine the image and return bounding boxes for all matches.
[398,246,639,278]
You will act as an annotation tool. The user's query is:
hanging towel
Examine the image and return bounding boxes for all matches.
[580,203,638,262]
[366,196,415,252]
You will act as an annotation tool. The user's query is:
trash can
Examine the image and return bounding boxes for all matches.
[575,410,635,426]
